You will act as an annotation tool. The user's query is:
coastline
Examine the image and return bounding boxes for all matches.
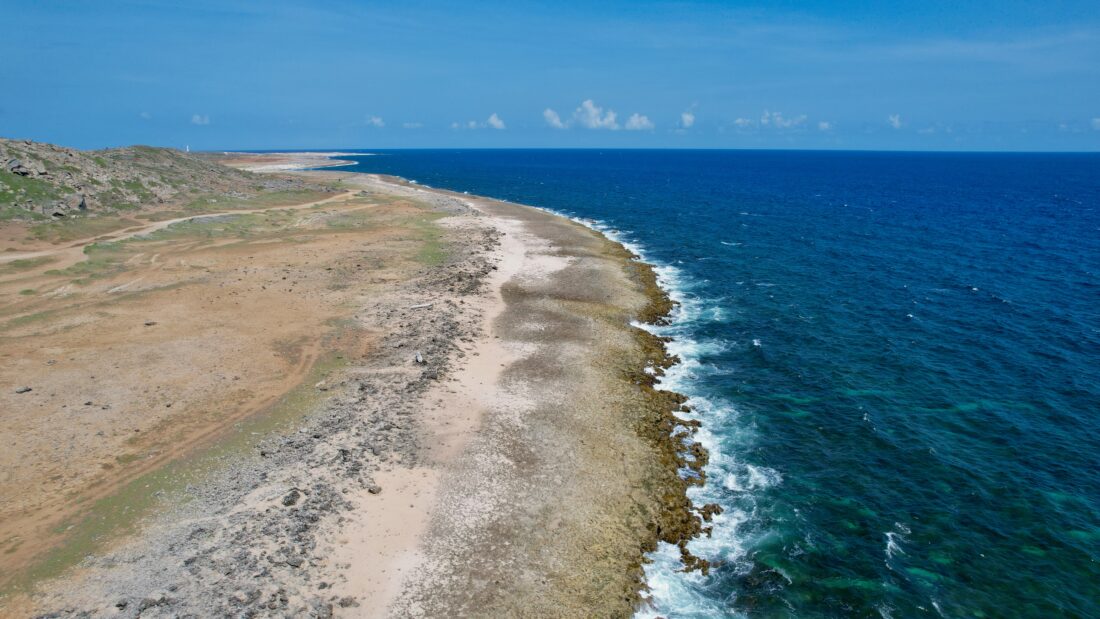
[8,155,714,617]
[341,172,719,616]
[216,151,361,173]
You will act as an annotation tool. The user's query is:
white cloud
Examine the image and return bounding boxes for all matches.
[543,100,653,131]
[1092,118,1100,130]
[402,122,423,129]
[140,111,152,120]
[625,113,654,131]
[680,111,695,129]
[818,121,833,131]
[575,99,619,130]
[739,111,807,131]
[367,116,385,127]
[888,114,903,129]
[543,108,566,129]
[452,114,506,130]
[190,114,210,126]
[760,110,806,129]
[781,114,807,128]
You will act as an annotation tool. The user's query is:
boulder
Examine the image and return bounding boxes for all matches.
[7,159,31,176]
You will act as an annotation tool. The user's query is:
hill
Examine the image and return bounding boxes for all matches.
[0,138,307,221]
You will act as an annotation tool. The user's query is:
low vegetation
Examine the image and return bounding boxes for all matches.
[0,138,330,226]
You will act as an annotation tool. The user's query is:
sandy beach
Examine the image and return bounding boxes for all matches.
[1,154,712,618]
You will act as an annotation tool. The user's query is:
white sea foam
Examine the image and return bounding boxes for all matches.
[885,532,906,560]
[884,522,911,566]
[724,464,782,492]
[529,205,774,617]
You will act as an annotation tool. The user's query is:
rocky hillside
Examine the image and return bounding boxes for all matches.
[0,138,306,219]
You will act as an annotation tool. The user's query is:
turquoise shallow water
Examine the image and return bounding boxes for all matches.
[325,150,1100,617]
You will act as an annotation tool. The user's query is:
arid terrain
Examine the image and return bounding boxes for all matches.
[0,147,710,618]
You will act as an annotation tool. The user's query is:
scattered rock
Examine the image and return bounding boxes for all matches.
[282,489,302,507]
[137,595,170,612]
[144,320,158,326]
[22,176,503,617]
[14,386,32,394]
[338,597,359,608]
[0,137,312,220]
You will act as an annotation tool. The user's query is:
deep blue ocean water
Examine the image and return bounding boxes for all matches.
[330,150,1100,617]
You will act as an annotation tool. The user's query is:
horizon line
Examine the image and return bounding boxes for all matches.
[217,146,1100,155]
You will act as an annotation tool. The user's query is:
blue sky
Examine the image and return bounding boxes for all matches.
[2,0,1099,150]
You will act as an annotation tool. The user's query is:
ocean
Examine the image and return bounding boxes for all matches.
[328,149,1100,617]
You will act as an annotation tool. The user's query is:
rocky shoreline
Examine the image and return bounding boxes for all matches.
[12,165,716,618]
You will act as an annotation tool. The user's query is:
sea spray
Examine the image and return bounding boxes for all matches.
[538,214,769,617]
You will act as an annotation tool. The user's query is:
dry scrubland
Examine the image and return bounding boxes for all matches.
[0,146,714,618]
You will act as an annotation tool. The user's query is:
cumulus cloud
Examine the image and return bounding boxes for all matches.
[542,99,654,131]
[818,121,833,131]
[733,111,808,131]
[366,116,385,127]
[680,111,695,129]
[452,114,506,130]
[760,110,806,129]
[1092,118,1100,130]
[575,99,619,129]
[190,114,210,126]
[543,108,566,129]
[781,114,807,128]
[625,113,654,131]
[888,114,903,129]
